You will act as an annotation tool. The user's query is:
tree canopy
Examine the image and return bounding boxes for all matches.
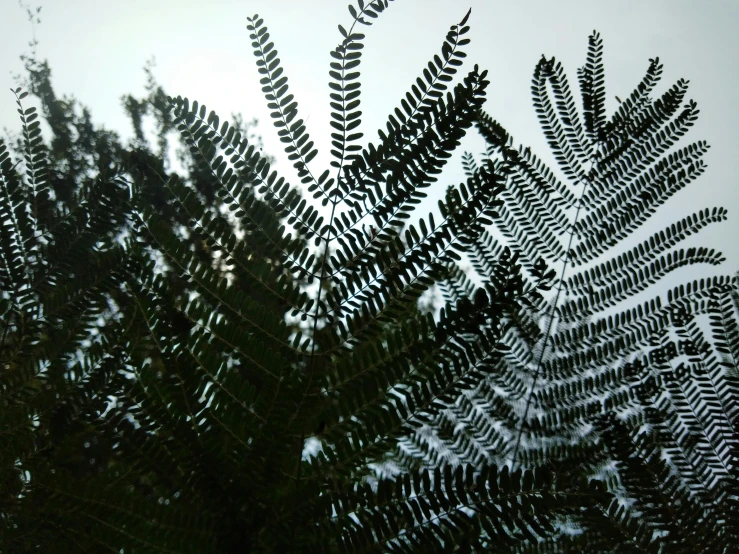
[1,2,737,552]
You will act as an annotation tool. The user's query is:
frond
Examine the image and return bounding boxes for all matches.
[399,29,738,550]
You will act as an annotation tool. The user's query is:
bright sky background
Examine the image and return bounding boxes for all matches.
[2,0,737,297]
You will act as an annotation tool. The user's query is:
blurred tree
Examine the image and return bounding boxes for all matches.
[1,53,313,550]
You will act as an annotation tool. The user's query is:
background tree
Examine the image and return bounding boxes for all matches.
[0,84,136,548]
[1,45,312,551]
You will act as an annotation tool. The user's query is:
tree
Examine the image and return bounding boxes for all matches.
[2,1,736,553]
[0,84,136,549]
[1,43,311,554]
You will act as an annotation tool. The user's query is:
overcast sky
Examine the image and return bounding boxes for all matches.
[2,0,737,294]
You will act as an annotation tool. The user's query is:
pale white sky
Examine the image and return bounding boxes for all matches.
[2,0,737,291]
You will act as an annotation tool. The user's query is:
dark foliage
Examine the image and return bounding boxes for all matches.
[1,3,736,553]
[391,30,739,552]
